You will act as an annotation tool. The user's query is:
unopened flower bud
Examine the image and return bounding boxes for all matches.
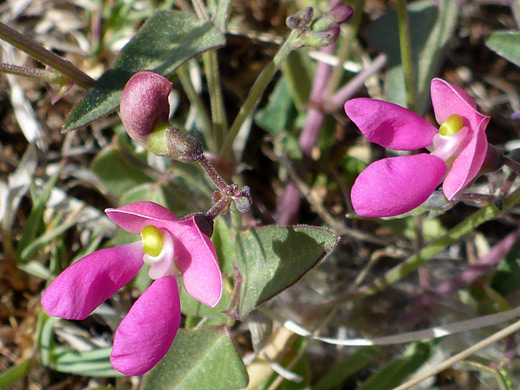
[286,15,299,29]
[330,5,353,23]
[303,25,340,47]
[120,71,172,144]
[300,7,314,25]
[165,127,203,162]
[311,5,353,31]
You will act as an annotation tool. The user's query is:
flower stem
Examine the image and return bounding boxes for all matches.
[219,29,300,160]
[326,0,366,96]
[358,186,520,298]
[396,0,416,112]
[203,50,228,149]
[0,22,94,89]
[196,154,228,191]
[504,156,520,175]
[0,63,59,81]
[326,184,520,306]
[176,65,216,153]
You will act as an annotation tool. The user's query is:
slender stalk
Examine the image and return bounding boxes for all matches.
[299,43,336,156]
[326,185,520,306]
[176,65,216,152]
[326,53,387,111]
[219,30,299,160]
[0,63,59,81]
[191,0,210,20]
[392,317,520,390]
[504,156,520,175]
[396,0,416,112]
[196,154,228,191]
[0,22,94,89]
[203,50,229,149]
[326,0,366,96]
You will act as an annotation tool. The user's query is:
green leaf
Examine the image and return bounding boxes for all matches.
[65,10,226,130]
[16,164,63,259]
[313,347,380,390]
[120,183,167,205]
[53,348,122,377]
[0,358,34,388]
[91,146,154,199]
[212,217,236,274]
[235,226,339,317]
[357,343,432,390]
[486,31,520,67]
[281,50,314,110]
[367,0,458,115]
[142,326,248,390]
[492,238,520,296]
[255,78,298,137]
[178,276,233,324]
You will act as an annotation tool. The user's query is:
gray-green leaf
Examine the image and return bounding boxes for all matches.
[235,226,340,317]
[486,31,520,67]
[143,326,248,390]
[65,10,225,130]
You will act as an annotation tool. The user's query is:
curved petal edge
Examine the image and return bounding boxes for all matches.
[351,154,447,218]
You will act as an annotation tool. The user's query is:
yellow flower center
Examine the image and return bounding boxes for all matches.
[439,114,464,136]
[141,225,163,257]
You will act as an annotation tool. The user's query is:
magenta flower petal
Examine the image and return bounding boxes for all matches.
[430,78,488,132]
[169,217,222,308]
[345,98,438,150]
[41,242,144,320]
[351,154,447,217]
[106,201,180,233]
[443,116,489,200]
[110,276,180,376]
[107,202,222,307]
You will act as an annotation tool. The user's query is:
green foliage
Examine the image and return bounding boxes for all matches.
[313,347,381,390]
[64,10,226,130]
[486,31,520,67]
[492,238,520,296]
[235,226,340,317]
[142,327,248,390]
[356,343,432,390]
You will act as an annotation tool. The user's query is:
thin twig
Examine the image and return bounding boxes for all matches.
[0,22,94,89]
[392,317,520,390]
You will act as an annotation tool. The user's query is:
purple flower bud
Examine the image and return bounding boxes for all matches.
[330,5,353,23]
[120,71,172,144]
[303,24,340,47]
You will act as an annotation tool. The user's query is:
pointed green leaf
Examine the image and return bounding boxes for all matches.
[65,10,225,130]
[212,217,236,274]
[0,358,34,387]
[142,326,248,390]
[486,31,520,67]
[235,226,340,317]
[314,347,380,390]
[357,343,432,390]
[91,147,154,199]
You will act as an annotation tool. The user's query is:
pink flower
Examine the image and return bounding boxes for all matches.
[41,202,222,376]
[120,71,172,144]
[344,78,490,217]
